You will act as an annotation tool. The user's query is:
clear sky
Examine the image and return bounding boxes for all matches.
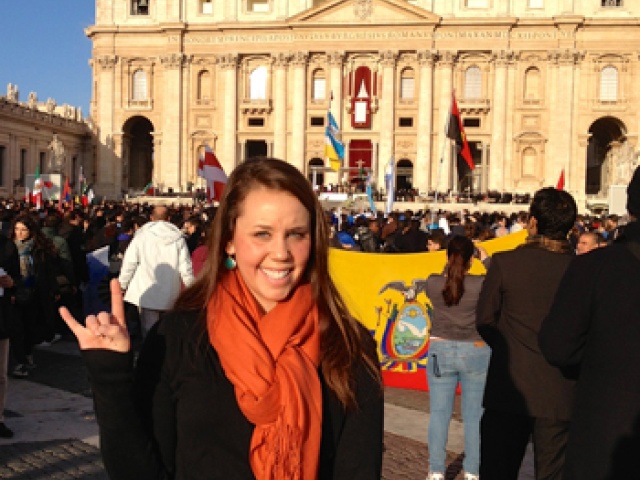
[1,2,95,115]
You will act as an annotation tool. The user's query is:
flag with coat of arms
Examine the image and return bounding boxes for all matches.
[197,144,227,202]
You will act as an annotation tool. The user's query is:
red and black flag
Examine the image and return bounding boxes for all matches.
[445,91,475,178]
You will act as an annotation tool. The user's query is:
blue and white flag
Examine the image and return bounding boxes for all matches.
[325,111,345,172]
[385,156,395,215]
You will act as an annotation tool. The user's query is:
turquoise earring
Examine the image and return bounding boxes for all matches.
[224,255,236,270]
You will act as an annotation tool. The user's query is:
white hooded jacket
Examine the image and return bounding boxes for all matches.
[118,220,194,310]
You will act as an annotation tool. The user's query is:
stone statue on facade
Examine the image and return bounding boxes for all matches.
[6,83,18,102]
[47,134,66,173]
[613,141,637,185]
[27,92,38,109]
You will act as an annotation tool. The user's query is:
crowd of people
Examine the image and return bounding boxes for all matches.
[0,159,637,480]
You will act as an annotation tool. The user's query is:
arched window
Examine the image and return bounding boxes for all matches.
[311,69,326,102]
[197,70,211,100]
[308,157,325,186]
[464,66,481,99]
[132,69,147,100]
[249,66,268,100]
[524,67,541,101]
[522,147,537,177]
[400,68,415,100]
[600,66,618,101]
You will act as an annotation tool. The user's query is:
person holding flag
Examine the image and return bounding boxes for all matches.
[446,91,475,181]
[197,144,228,203]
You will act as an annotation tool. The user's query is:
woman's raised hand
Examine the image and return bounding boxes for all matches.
[59,278,130,353]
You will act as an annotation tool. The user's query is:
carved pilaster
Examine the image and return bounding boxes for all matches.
[96,55,118,70]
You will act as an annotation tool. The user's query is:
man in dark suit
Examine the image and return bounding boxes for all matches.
[476,187,577,479]
[539,167,640,479]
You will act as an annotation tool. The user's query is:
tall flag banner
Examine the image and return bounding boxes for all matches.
[59,177,72,211]
[445,91,475,176]
[78,165,87,195]
[385,156,395,215]
[556,169,565,190]
[33,165,43,209]
[197,144,227,202]
[366,171,377,214]
[325,111,345,172]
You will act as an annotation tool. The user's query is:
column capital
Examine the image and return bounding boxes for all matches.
[160,53,186,69]
[271,52,290,68]
[550,49,585,66]
[328,51,345,67]
[96,55,118,70]
[417,50,438,66]
[379,50,398,68]
[491,49,515,66]
[290,51,309,67]
[219,53,239,70]
[438,50,457,66]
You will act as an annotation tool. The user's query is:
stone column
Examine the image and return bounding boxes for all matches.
[111,133,123,197]
[378,50,397,189]
[416,50,436,194]
[159,53,185,190]
[503,54,517,191]
[489,50,511,191]
[272,53,289,160]
[435,51,455,192]
[95,55,118,195]
[481,142,489,192]
[290,51,308,172]
[220,53,238,170]
[549,49,581,191]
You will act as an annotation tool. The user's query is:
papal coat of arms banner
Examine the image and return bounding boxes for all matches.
[329,230,527,390]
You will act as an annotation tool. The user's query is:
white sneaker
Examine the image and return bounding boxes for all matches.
[464,474,480,480]
[426,473,444,480]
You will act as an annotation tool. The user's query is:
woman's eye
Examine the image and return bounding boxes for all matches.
[255,231,270,238]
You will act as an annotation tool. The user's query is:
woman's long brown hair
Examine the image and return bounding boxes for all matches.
[173,157,381,408]
[442,235,475,306]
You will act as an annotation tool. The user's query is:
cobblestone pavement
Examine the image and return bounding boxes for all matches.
[1,339,529,479]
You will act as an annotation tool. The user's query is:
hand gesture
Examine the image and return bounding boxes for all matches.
[59,278,130,352]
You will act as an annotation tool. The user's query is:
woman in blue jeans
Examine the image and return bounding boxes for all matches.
[425,235,491,480]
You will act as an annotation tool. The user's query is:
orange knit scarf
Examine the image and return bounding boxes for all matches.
[208,270,322,480]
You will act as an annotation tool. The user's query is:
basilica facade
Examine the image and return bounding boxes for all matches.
[88,0,640,209]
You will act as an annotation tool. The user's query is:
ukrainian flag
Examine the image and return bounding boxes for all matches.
[325,111,344,172]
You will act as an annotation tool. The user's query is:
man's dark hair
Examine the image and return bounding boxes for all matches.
[529,187,577,240]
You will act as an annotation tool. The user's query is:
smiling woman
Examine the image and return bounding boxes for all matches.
[60,157,383,480]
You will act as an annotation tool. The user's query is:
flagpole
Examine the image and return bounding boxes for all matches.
[431,91,454,227]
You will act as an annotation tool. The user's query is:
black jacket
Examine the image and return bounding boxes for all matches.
[0,235,20,339]
[84,310,384,480]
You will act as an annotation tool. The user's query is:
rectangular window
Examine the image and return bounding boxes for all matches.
[39,152,46,173]
[463,118,481,128]
[201,0,213,14]
[310,116,325,127]
[312,78,326,101]
[528,0,543,7]
[400,78,415,100]
[399,117,414,127]
[131,0,149,15]
[248,117,265,127]
[0,146,5,186]
[601,0,622,6]
[20,149,27,182]
[465,0,488,8]
[247,0,270,13]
